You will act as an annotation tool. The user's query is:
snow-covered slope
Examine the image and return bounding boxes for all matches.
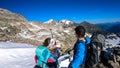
[105,34,120,48]
[0,41,35,48]
[0,48,36,68]
[0,42,70,68]
[0,42,36,68]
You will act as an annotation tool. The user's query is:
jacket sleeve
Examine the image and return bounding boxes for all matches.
[34,55,38,64]
[69,43,85,68]
[52,48,60,59]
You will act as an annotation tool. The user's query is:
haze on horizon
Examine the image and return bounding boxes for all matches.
[0,0,120,23]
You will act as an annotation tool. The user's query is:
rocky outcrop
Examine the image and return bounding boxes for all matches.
[0,8,27,22]
[0,8,33,43]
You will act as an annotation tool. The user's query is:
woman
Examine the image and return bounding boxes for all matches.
[35,38,60,68]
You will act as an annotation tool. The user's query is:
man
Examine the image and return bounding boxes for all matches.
[69,26,91,68]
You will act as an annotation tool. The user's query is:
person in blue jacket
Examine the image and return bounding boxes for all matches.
[69,26,91,68]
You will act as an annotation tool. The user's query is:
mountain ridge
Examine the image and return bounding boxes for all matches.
[0,8,119,51]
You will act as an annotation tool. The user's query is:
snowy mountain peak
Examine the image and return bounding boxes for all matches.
[49,19,54,22]
[59,20,74,25]
[44,19,56,24]
[58,20,74,27]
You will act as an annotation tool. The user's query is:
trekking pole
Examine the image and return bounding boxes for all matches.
[50,29,53,38]
[48,29,55,48]
[113,49,117,63]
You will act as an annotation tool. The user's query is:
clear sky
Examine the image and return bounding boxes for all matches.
[0,0,120,23]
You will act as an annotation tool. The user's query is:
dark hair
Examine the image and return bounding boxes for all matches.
[75,26,86,37]
[43,38,50,47]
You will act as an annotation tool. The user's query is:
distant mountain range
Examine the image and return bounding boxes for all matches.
[96,22,120,33]
[77,21,120,33]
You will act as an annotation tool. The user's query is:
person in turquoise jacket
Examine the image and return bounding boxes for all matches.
[69,26,91,68]
[35,38,57,68]
[35,38,59,68]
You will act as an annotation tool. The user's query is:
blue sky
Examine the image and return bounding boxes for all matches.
[0,0,120,23]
